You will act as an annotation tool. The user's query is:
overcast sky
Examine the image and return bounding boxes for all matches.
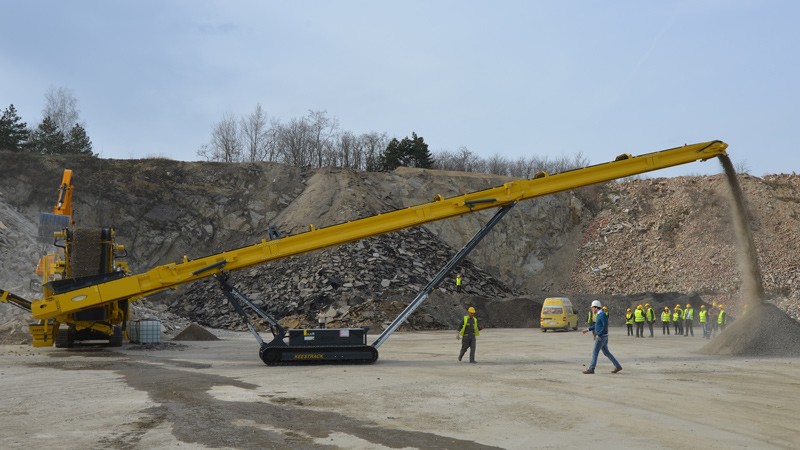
[2,1,797,177]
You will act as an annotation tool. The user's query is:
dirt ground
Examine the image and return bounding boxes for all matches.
[1,327,798,450]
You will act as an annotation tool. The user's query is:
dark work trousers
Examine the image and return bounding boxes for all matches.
[663,322,670,335]
[459,335,476,362]
[647,321,654,337]
[627,324,633,336]
[685,320,694,336]
[635,322,644,338]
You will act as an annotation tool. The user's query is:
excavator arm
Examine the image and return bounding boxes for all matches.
[28,140,728,322]
[38,169,74,241]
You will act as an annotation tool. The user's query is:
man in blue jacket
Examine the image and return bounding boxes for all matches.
[581,300,623,374]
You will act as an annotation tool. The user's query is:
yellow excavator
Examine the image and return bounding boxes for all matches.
[2,140,728,363]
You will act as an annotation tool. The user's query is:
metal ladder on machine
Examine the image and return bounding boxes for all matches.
[371,202,517,350]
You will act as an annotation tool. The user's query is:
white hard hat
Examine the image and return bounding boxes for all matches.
[591,300,602,308]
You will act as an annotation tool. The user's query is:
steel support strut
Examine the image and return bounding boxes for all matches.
[213,273,286,345]
[371,202,517,349]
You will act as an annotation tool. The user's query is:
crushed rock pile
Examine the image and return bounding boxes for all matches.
[167,226,518,331]
[700,303,800,356]
[567,174,800,319]
[172,322,219,341]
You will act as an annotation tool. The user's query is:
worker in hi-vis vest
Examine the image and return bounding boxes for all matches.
[634,304,645,338]
[625,308,634,336]
[661,307,671,335]
[457,306,480,363]
[717,305,727,331]
[684,304,694,337]
[645,303,656,337]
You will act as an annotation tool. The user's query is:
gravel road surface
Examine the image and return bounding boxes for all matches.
[1,328,798,449]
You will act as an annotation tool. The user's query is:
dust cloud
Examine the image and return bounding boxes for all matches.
[701,155,800,356]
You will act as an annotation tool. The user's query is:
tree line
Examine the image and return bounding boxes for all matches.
[198,104,588,177]
[196,106,434,171]
[3,89,589,177]
[0,87,94,156]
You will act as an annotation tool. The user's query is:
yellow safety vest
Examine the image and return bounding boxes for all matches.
[699,310,708,323]
[717,311,726,325]
[459,316,479,337]
[661,311,670,322]
[625,313,634,325]
[634,309,645,322]
[685,308,694,320]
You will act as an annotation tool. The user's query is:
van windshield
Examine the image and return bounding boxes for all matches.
[542,306,563,315]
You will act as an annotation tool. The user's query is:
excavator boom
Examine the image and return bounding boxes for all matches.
[28,140,727,322]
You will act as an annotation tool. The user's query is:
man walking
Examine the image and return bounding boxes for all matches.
[457,306,479,363]
[455,273,462,293]
[582,300,622,374]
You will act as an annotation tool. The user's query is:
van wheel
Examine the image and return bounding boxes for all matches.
[572,326,578,331]
[541,328,546,333]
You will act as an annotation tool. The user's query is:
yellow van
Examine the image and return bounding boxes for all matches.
[539,297,578,332]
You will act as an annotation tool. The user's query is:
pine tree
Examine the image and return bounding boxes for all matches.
[380,132,434,170]
[0,104,30,151]
[64,123,94,155]
[28,116,66,154]
[409,132,433,168]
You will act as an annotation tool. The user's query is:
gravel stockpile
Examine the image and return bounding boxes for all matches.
[172,322,219,341]
[700,303,800,356]
[699,156,800,356]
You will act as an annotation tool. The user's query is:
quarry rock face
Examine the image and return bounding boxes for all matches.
[1,151,799,342]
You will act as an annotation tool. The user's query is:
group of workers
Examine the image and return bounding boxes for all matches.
[614,302,728,339]
[458,299,732,373]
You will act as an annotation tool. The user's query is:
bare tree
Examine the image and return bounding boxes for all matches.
[361,131,388,172]
[240,103,271,162]
[197,113,241,162]
[434,146,490,173]
[509,156,533,178]
[432,150,456,171]
[274,117,313,166]
[43,86,80,134]
[332,130,370,170]
[734,159,750,175]
[458,147,482,173]
[485,153,510,176]
[306,110,338,168]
